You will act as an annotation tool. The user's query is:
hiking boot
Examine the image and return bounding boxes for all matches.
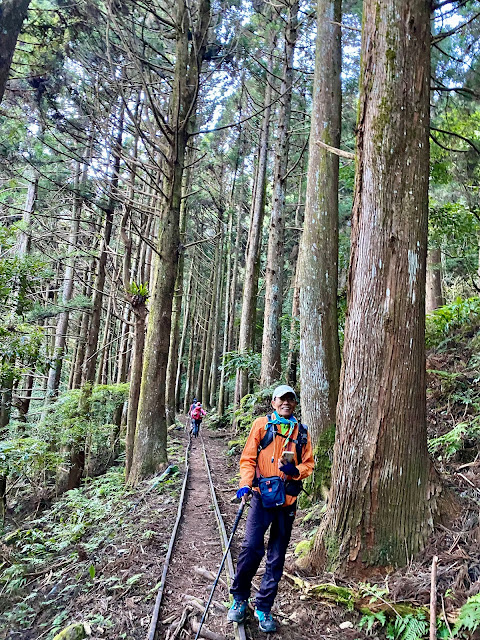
[254,609,277,633]
[227,599,247,623]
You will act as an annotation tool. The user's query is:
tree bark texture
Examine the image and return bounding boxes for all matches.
[0,0,31,104]
[260,0,299,387]
[309,0,442,573]
[425,248,444,312]
[128,0,211,483]
[299,0,341,454]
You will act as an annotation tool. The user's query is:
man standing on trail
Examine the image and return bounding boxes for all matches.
[227,385,314,633]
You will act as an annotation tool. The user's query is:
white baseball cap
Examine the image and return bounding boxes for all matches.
[271,385,297,401]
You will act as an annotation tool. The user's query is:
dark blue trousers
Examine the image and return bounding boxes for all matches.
[231,492,296,612]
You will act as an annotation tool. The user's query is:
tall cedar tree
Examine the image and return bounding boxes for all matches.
[298,0,341,473]
[305,0,450,573]
[127,0,211,483]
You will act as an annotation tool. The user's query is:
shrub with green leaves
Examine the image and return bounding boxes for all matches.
[221,350,262,383]
[1,384,129,496]
[39,383,129,451]
[426,296,480,348]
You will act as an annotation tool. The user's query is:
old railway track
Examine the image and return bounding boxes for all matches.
[147,431,247,640]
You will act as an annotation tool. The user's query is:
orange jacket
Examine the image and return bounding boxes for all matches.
[239,416,315,507]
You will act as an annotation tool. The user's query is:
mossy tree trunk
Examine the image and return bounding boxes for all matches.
[306,0,446,574]
[298,0,341,494]
[128,0,211,484]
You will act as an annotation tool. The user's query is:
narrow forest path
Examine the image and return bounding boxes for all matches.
[158,432,233,639]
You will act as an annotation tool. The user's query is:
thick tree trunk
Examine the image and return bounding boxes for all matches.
[235,34,275,405]
[307,0,446,574]
[260,0,299,386]
[286,123,306,386]
[165,155,191,425]
[425,248,444,312]
[128,0,210,483]
[0,0,31,104]
[298,0,341,465]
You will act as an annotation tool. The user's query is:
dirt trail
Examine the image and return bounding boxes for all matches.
[158,433,234,639]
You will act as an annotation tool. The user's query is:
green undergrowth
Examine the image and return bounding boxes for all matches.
[429,417,480,461]
[0,463,180,637]
[426,298,480,463]
[1,384,129,499]
[288,576,480,639]
[207,406,234,430]
[426,296,480,349]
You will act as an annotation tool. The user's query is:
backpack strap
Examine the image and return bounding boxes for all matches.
[295,422,308,466]
[257,416,308,462]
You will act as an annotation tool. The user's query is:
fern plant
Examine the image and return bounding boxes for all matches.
[454,593,480,636]
[386,613,429,640]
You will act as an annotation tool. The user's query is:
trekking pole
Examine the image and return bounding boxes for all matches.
[193,500,246,640]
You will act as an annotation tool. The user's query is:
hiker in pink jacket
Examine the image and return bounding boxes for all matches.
[191,402,206,438]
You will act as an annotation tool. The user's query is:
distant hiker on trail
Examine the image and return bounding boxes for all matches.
[188,398,198,416]
[191,401,206,438]
[227,385,314,633]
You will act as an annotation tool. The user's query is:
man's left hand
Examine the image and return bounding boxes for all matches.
[279,462,300,477]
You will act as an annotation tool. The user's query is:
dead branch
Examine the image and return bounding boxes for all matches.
[315,139,355,160]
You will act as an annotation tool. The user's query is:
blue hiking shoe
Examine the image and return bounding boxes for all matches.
[254,609,277,633]
[227,599,247,623]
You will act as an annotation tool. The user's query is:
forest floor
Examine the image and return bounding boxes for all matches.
[0,423,372,640]
[2,328,480,639]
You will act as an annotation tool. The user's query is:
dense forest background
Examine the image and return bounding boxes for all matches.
[2,0,480,636]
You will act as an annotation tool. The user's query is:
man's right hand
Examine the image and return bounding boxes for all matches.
[236,486,252,503]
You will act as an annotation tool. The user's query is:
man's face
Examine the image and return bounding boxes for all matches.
[271,393,297,418]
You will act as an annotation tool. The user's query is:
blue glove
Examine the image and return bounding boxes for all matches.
[279,462,300,477]
[236,486,252,499]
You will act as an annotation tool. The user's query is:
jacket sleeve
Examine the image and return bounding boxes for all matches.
[296,431,315,481]
[239,418,264,488]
